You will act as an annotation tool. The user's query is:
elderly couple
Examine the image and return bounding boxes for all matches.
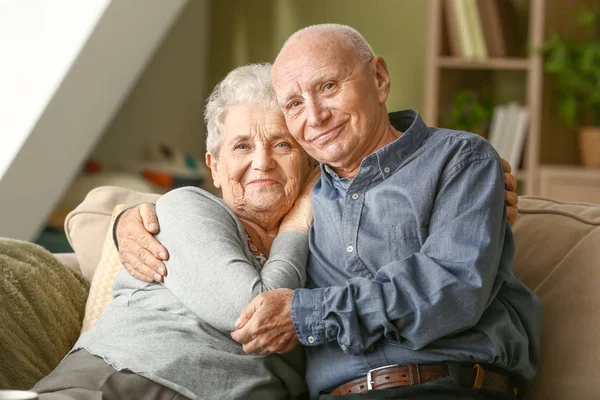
[33,24,541,400]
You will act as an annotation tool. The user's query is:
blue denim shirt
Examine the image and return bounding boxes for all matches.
[291,109,542,397]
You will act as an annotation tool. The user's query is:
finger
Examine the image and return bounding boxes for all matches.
[139,203,160,234]
[500,158,512,174]
[119,255,154,283]
[235,296,262,329]
[504,172,517,192]
[505,191,518,208]
[137,231,169,265]
[119,242,164,282]
[507,204,519,227]
[230,324,254,345]
[242,337,264,355]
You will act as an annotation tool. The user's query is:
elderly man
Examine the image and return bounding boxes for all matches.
[116,24,540,400]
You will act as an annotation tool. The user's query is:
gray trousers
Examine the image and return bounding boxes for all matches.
[31,349,191,400]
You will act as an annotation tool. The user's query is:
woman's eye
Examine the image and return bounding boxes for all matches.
[234,144,249,150]
[276,142,290,148]
[324,82,335,90]
[289,100,301,109]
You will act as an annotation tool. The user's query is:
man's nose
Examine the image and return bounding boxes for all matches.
[306,97,331,127]
[252,146,275,170]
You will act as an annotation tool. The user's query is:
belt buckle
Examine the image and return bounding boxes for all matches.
[366,364,400,391]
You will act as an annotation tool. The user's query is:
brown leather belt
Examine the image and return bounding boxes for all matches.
[330,363,517,396]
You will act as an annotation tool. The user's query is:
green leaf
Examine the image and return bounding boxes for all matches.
[559,95,579,128]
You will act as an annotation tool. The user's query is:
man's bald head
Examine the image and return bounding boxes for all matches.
[276,24,375,66]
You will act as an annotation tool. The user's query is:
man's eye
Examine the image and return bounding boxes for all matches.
[276,142,290,148]
[324,82,335,90]
[234,144,249,150]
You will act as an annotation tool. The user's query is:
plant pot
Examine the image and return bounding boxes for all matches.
[579,126,600,167]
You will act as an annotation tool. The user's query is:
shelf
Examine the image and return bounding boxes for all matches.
[437,57,531,70]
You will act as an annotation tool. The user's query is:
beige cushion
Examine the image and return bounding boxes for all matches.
[64,186,160,281]
[513,196,600,400]
[81,204,128,333]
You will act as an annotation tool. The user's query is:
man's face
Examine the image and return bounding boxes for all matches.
[272,33,389,173]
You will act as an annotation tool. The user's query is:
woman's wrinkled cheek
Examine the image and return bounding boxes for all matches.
[283,151,305,204]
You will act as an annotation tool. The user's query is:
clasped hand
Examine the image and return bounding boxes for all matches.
[230,289,299,355]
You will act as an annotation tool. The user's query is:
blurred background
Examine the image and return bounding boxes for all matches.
[0,0,598,252]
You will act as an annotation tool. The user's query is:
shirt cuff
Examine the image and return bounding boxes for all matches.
[291,287,330,346]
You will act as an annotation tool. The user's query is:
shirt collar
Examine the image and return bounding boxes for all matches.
[374,109,429,178]
[320,109,430,183]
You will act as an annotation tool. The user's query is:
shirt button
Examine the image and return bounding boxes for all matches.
[341,344,347,352]
[351,193,359,200]
[307,336,315,344]
[347,246,354,253]
[383,167,390,173]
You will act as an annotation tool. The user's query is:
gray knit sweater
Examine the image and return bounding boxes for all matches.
[73,187,309,399]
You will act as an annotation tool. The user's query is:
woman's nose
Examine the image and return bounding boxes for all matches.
[252,146,275,171]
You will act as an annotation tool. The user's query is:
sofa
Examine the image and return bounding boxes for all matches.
[3,186,600,399]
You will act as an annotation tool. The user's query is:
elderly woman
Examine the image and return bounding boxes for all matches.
[32,64,317,399]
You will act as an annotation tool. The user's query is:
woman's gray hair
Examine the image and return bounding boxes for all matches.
[204,63,279,157]
[278,23,375,64]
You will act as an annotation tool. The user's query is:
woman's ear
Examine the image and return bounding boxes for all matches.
[205,153,221,189]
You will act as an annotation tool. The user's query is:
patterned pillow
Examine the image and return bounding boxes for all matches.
[80,204,128,332]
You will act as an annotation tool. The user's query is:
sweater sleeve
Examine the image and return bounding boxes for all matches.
[156,186,308,332]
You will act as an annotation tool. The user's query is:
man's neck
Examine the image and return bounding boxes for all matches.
[333,121,402,179]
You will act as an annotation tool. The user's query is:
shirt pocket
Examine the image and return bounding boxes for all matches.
[387,223,428,259]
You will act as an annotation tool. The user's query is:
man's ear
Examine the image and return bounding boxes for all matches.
[205,152,221,189]
[371,56,391,104]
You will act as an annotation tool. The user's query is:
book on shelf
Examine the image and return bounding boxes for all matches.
[497,0,525,57]
[464,0,488,60]
[451,0,474,59]
[442,0,523,59]
[443,0,463,57]
[488,103,529,173]
[476,0,507,57]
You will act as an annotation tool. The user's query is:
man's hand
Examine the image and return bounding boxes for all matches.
[500,158,519,226]
[116,203,168,282]
[231,289,298,355]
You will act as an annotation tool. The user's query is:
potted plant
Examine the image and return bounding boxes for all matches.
[442,89,495,138]
[541,6,600,166]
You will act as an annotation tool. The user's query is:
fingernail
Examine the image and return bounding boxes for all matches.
[235,318,241,328]
[159,252,167,260]
[149,223,159,231]
[153,273,163,282]
[158,267,166,276]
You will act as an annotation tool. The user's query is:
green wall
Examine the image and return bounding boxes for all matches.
[208,0,427,113]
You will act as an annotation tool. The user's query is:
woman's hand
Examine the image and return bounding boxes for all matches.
[278,166,321,236]
[116,203,169,282]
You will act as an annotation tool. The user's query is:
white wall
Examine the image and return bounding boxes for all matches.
[0,0,110,178]
[0,0,189,240]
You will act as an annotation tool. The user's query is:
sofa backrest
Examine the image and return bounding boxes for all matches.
[513,196,600,400]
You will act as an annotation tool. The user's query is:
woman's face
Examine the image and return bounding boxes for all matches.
[206,104,311,220]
